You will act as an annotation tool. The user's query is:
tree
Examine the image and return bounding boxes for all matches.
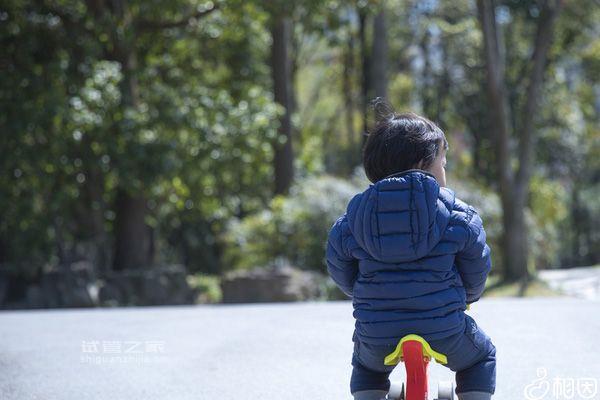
[1,0,280,280]
[477,0,564,280]
[371,10,388,100]
[82,0,219,270]
[270,13,295,195]
[358,5,371,138]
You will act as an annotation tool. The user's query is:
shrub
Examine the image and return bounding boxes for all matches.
[187,274,222,303]
[222,174,361,274]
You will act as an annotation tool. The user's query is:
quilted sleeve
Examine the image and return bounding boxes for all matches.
[325,214,358,298]
[455,207,492,304]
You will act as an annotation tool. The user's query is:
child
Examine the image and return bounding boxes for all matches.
[326,108,496,400]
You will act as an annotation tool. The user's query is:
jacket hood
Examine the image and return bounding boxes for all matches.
[346,169,455,263]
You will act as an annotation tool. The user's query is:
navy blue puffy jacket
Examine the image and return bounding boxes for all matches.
[326,169,492,346]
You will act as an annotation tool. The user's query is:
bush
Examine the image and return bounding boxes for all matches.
[187,274,222,303]
[222,174,361,274]
[528,176,569,269]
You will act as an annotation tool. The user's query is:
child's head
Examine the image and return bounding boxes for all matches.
[362,107,449,186]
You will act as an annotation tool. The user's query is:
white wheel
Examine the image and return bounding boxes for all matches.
[388,382,404,400]
[437,380,455,400]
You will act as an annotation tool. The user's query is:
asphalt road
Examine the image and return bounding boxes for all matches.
[1,298,599,400]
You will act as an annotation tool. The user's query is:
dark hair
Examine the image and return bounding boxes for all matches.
[362,100,449,183]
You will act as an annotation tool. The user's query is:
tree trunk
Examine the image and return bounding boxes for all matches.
[514,0,564,192]
[436,34,451,126]
[371,10,388,100]
[500,187,530,280]
[420,27,433,118]
[358,8,370,141]
[342,25,358,173]
[270,16,294,196]
[83,164,111,272]
[100,0,154,271]
[0,234,5,264]
[343,28,356,150]
[113,189,153,270]
[478,0,518,280]
[570,184,581,266]
[477,0,563,281]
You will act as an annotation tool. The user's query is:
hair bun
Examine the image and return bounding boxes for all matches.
[370,97,397,124]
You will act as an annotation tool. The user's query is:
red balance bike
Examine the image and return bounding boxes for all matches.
[384,334,455,400]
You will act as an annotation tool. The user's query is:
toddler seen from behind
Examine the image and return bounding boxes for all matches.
[326,105,496,400]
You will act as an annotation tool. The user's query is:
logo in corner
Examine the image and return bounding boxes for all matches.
[524,368,550,400]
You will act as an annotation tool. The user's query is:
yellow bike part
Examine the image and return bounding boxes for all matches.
[384,334,448,366]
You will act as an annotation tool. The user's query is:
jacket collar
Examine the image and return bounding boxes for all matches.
[382,168,437,181]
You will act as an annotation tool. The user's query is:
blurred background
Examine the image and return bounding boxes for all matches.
[1,0,598,309]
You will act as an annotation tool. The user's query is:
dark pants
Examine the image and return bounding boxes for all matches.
[350,314,496,395]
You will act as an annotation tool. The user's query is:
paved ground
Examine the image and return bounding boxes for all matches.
[539,266,600,300]
[1,298,600,400]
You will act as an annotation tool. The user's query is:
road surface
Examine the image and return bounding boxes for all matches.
[1,298,599,399]
[539,266,600,301]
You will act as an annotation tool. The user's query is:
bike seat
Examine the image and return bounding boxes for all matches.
[384,334,448,366]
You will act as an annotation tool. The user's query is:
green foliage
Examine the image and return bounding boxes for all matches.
[222,175,361,273]
[0,0,597,288]
[448,175,503,273]
[0,0,280,277]
[528,176,569,268]
[187,274,223,303]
